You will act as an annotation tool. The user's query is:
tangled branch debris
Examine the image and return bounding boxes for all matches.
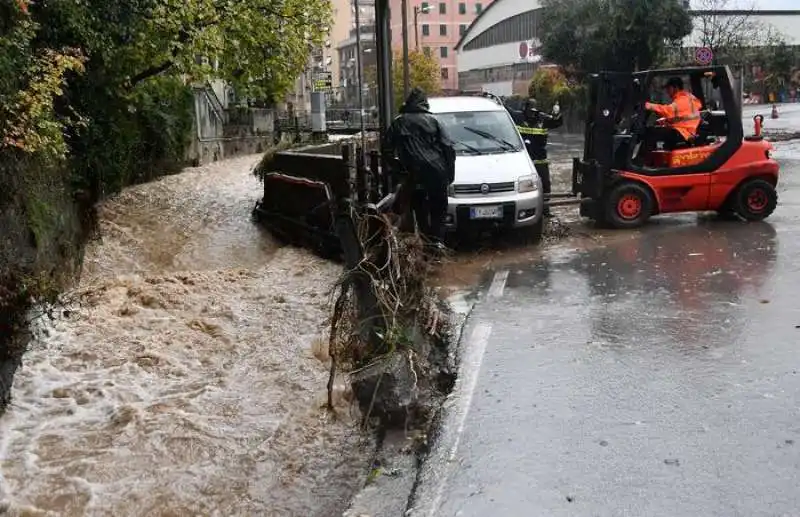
[327,208,453,428]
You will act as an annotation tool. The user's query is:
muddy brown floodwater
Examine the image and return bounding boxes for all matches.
[0,155,371,516]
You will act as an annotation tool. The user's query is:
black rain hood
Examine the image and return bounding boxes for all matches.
[384,88,456,186]
[400,87,430,114]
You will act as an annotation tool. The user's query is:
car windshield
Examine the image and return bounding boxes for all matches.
[434,110,523,155]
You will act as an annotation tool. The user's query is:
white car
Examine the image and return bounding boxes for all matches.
[428,95,545,241]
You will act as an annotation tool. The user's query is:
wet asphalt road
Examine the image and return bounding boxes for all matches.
[410,111,800,516]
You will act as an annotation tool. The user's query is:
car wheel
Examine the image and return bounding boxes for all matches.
[734,179,778,221]
[605,182,653,229]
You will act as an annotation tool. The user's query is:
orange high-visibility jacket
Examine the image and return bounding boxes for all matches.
[645,90,703,140]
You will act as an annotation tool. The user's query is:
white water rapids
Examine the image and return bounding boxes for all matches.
[0,155,370,516]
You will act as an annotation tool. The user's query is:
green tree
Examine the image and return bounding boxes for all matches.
[31,0,332,100]
[0,1,84,158]
[760,39,796,92]
[540,0,692,76]
[528,67,583,111]
[392,49,442,110]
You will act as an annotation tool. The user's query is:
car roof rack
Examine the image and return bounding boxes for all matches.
[457,89,505,106]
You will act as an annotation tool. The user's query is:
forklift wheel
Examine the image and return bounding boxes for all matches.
[605,182,653,229]
[734,179,778,221]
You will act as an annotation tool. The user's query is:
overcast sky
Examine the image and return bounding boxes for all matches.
[750,0,798,7]
[691,0,800,8]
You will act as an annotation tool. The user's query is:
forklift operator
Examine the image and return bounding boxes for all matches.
[507,98,563,216]
[643,76,702,152]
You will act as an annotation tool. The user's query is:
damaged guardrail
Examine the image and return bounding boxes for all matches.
[252,138,392,256]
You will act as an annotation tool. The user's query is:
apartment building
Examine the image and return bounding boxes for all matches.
[389,0,494,91]
[284,0,357,111]
[334,0,377,106]
[337,25,378,105]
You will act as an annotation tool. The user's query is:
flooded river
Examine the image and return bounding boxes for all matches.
[0,156,370,516]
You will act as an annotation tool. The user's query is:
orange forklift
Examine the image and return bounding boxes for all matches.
[569,65,779,228]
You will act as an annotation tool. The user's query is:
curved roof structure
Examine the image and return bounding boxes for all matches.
[455,0,543,52]
[456,0,800,53]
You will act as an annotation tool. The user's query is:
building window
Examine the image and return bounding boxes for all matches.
[421,1,429,12]
[459,24,467,36]
[440,46,448,58]
[441,67,449,80]
[422,24,430,36]
[459,2,466,14]
[439,24,447,36]
[439,2,446,14]
[475,2,482,14]
[424,46,432,57]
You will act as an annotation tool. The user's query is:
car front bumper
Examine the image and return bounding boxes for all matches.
[444,190,544,231]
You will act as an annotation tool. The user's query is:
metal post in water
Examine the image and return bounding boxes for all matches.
[374,0,394,200]
[369,151,380,201]
[375,0,393,133]
[353,0,367,167]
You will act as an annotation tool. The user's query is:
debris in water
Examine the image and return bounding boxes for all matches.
[664,459,681,466]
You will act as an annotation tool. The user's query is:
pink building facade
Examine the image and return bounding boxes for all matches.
[389,0,494,92]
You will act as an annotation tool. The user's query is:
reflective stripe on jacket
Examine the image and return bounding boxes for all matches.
[645,91,702,140]
[516,126,548,136]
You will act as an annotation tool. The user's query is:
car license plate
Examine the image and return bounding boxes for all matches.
[469,205,503,219]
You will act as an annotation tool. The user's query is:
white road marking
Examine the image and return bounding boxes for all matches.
[426,322,492,516]
[487,270,509,299]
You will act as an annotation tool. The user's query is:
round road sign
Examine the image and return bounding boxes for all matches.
[695,47,713,65]
[518,41,529,59]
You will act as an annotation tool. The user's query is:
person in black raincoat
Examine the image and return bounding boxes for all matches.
[384,87,456,244]
[506,97,563,216]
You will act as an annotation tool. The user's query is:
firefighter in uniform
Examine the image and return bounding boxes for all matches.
[507,98,563,216]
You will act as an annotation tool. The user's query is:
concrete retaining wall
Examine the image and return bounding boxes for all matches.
[187,86,276,166]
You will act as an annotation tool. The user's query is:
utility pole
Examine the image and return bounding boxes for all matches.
[401,0,410,100]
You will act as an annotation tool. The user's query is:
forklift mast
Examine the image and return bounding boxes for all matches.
[582,72,637,168]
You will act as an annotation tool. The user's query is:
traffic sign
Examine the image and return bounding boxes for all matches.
[695,47,713,66]
[313,72,333,92]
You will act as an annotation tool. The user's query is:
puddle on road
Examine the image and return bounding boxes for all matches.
[0,156,370,516]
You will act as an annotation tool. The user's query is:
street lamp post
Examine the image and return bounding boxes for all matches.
[413,5,430,50]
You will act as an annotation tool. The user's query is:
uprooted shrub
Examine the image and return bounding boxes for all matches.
[327,208,455,429]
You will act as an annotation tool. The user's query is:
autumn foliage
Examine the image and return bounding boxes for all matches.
[392,50,443,110]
